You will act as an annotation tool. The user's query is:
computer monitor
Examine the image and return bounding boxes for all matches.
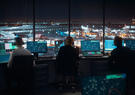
[5,43,12,50]
[81,73,126,95]
[81,40,101,56]
[0,54,10,63]
[0,43,5,50]
[55,40,64,48]
[55,40,65,54]
[0,43,6,55]
[27,41,47,53]
[5,43,17,50]
[125,39,135,50]
[81,40,100,52]
[105,40,116,51]
[105,40,124,51]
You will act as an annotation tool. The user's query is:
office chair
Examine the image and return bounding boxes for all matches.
[8,55,34,95]
[56,61,79,92]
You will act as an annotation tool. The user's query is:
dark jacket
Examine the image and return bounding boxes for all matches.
[56,45,79,76]
[109,46,133,73]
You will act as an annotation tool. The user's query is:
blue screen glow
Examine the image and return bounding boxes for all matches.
[27,41,47,53]
[81,73,126,95]
[105,40,124,51]
[125,40,135,50]
[81,40,100,52]
[105,40,116,51]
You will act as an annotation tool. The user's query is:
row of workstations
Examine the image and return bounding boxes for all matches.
[0,56,109,80]
[0,56,127,95]
[1,39,134,94]
[1,39,135,58]
[34,56,127,95]
[0,56,114,80]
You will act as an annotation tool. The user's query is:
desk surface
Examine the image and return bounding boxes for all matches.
[0,54,10,64]
[0,54,109,64]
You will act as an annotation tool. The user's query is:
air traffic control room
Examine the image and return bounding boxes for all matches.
[0,0,135,95]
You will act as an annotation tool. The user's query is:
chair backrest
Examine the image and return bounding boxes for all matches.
[12,55,33,69]
[10,55,34,92]
[12,55,34,77]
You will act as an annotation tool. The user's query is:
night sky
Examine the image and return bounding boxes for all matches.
[0,0,135,23]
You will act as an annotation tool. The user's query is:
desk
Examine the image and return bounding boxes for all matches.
[79,56,110,76]
[0,54,10,64]
[0,55,9,90]
[0,55,110,82]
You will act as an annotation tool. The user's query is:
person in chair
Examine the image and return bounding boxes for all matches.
[7,37,34,95]
[109,36,131,73]
[56,36,79,90]
[109,36,135,94]
[8,37,31,68]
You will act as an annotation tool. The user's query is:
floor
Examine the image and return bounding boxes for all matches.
[34,84,81,95]
[36,89,81,95]
[1,82,135,95]
[0,83,81,95]
[1,86,135,95]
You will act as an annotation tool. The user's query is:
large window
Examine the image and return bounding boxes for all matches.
[104,0,135,54]
[0,0,135,56]
[71,0,103,56]
[35,0,69,56]
[0,0,33,46]
[105,0,135,39]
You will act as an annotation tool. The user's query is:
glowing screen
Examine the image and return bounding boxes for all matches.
[55,40,64,54]
[105,40,124,51]
[0,43,5,55]
[125,40,135,50]
[5,43,17,50]
[81,73,126,95]
[81,40,100,52]
[27,41,47,53]
[105,40,116,51]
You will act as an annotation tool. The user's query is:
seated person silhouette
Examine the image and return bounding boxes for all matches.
[8,37,32,67]
[7,37,34,95]
[109,36,135,93]
[109,36,131,73]
[56,36,79,90]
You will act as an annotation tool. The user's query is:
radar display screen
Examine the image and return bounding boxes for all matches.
[0,43,5,55]
[125,40,135,50]
[27,41,47,53]
[105,40,116,51]
[105,40,124,51]
[81,73,126,95]
[81,40,100,52]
